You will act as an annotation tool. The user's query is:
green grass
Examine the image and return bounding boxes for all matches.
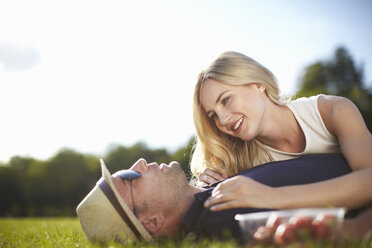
[0,218,371,248]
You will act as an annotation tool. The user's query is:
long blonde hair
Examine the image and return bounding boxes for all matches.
[191,51,286,177]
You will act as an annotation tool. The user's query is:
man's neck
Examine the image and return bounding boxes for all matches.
[164,185,204,237]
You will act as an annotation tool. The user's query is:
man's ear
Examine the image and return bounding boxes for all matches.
[139,214,165,234]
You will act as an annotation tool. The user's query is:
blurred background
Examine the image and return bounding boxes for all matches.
[1,0,371,216]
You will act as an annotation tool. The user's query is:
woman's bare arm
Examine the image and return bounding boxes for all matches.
[204,96,372,211]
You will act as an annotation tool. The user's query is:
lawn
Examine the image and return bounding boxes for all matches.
[0,218,371,248]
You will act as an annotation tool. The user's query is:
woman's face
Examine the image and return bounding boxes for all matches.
[199,78,267,141]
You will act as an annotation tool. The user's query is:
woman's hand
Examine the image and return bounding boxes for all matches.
[204,175,274,211]
[196,169,227,188]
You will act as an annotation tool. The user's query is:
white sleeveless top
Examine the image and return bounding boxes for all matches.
[265,95,341,161]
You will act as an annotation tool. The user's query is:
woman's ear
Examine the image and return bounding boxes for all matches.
[139,214,165,234]
[258,84,266,92]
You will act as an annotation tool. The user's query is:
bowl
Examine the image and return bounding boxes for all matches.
[235,208,346,242]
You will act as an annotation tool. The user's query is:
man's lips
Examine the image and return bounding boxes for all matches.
[159,163,168,171]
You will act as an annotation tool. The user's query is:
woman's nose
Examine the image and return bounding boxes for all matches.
[217,111,230,126]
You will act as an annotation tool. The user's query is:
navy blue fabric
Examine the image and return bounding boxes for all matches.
[181,154,351,241]
[239,153,351,187]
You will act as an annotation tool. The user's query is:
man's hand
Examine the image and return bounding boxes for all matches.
[204,175,274,210]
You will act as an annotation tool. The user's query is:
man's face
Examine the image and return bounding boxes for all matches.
[111,159,189,215]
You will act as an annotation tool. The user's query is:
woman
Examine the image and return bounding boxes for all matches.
[191,51,372,211]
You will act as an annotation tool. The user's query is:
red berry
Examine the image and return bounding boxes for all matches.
[315,213,338,228]
[312,219,332,239]
[274,223,296,244]
[289,215,314,229]
[253,226,274,242]
[266,214,284,229]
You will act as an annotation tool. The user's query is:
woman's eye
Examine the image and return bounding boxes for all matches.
[222,97,229,105]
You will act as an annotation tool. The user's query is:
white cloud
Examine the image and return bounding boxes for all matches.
[0,43,41,71]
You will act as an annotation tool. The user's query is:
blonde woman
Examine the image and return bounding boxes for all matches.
[192,51,372,212]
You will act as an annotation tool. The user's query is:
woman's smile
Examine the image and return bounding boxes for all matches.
[232,116,244,132]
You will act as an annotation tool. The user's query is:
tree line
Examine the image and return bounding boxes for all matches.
[0,141,194,217]
[1,46,371,217]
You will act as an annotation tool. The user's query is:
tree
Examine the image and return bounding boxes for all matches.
[297,46,372,131]
[104,142,172,172]
[43,149,99,216]
[0,141,198,217]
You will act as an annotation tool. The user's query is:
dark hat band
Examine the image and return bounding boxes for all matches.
[97,178,141,240]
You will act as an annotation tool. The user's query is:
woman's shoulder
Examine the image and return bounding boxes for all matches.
[317,95,355,118]
[317,95,358,135]
[288,94,350,136]
[290,94,351,114]
[317,94,352,109]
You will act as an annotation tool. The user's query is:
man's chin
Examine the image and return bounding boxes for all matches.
[168,162,187,180]
[169,161,181,168]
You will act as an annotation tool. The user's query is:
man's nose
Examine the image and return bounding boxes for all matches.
[130,158,148,172]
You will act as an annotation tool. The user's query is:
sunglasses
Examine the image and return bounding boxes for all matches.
[117,170,142,179]
[117,170,142,217]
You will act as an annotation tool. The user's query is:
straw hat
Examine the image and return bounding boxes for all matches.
[76,159,153,243]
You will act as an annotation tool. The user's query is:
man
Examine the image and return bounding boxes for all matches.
[76,154,369,243]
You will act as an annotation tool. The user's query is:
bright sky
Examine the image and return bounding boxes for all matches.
[1,0,371,163]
